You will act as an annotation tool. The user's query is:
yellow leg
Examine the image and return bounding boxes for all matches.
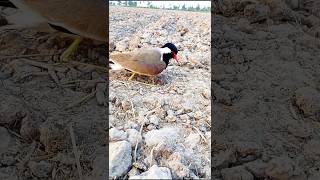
[60,37,83,62]
[128,73,135,81]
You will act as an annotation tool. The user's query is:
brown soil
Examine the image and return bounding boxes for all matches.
[213,0,320,179]
[0,6,107,180]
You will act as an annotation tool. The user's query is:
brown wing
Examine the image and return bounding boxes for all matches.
[110,49,167,76]
[23,0,107,41]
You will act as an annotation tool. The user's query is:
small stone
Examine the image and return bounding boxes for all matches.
[221,166,254,180]
[185,133,200,148]
[148,115,159,126]
[179,114,189,122]
[165,115,177,122]
[265,156,303,180]
[129,165,172,179]
[109,128,127,141]
[124,121,139,130]
[146,124,156,130]
[288,123,311,138]
[238,18,253,34]
[28,161,53,178]
[115,42,127,52]
[109,141,132,178]
[294,87,320,118]
[144,128,180,147]
[201,89,210,99]
[194,111,204,120]
[213,150,237,169]
[126,129,142,147]
[244,159,268,178]
[121,100,131,112]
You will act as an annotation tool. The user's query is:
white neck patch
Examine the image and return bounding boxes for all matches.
[159,47,172,54]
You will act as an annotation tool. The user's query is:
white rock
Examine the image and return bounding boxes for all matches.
[109,128,127,141]
[129,165,172,179]
[144,128,180,147]
[126,129,142,147]
[149,115,159,126]
[115,42,127,52]
[185,133,200,148]
[109,141,132,178]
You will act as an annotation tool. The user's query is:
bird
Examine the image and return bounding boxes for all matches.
[0,0,107,62]
[109,43,178,84]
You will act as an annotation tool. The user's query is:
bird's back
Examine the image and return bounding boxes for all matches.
[110,49,167,76]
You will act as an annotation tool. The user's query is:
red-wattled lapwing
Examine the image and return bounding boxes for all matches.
[1,0,107,62]
[109,43,178,84]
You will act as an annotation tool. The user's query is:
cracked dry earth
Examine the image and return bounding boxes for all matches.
[109,6,211,179]
[0,6,108,180]
[213,0,320,179]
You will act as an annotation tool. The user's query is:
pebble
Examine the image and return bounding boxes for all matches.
[185,133,200,148]
[109,128,127,141]
[179,114,189,122]
[144,127,180,147]
[213,150,237,169]
[244,159,268,178]
[265,156,305,180]
[121,100,131,112]
[165,114,177,122]
[294,87,320,118]
[126,128,142,147]
[129,165,172,179]
[109,141,132,178]
[148,115,159,126]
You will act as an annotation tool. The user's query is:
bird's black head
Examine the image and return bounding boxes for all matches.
[161,43,178,65]
[162,43,178,55]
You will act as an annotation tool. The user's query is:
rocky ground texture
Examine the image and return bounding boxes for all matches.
[109,7,211,179]
[0,6,107,180]
[213,0,320,179]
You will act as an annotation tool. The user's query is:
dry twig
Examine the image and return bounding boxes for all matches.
[68,124,83,180]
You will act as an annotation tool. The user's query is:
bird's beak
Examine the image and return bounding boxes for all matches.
[173,52,178,61]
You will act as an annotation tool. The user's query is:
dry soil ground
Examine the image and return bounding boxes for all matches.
[213,0,320,179]
[109,6,211,179]
[0,6,108,180]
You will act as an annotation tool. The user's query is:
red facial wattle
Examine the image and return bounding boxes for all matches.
[173,52,178,61]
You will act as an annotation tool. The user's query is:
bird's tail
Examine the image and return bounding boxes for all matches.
[109,59,124,71]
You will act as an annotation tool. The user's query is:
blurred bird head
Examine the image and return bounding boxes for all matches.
[162,43,178,61]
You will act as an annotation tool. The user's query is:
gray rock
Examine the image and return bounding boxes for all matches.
[265,156,305,180]
[109,128,127,141]
[129,165,172,179]
[126,128,142,147]
[109,141,132,178]
[148,115,159,126]
[295,87,320,118]
[144,128,180,147]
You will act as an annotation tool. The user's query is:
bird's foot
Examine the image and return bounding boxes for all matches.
[60,37,83,62]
